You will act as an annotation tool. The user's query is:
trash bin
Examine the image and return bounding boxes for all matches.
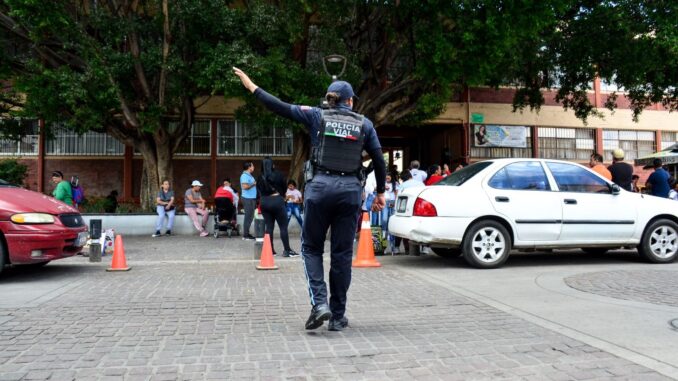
[89,219,102,239]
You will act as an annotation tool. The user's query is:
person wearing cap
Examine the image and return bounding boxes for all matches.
[184,180,210,237]
[233,67,386,332]
[50,171,73,206]
[589,153,612,180]
[608,148,634,191]
[646,158,671,198]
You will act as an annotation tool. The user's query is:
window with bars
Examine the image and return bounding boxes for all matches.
[45,124,124,156]
[175,120,211,156]
[602,130,655,161]
[470,127,532,158]
[661,131,676,150]
[538,127,595,160]
[0,119,39,156]
[217,120,293,156]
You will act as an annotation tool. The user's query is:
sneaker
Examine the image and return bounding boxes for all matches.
[200,231,209,237]
[152,231,162,237]
[165,230,172,236]
[242,234,256,241]
[283,250,300,257]
[328,316,349,332]
[305,304,331,330]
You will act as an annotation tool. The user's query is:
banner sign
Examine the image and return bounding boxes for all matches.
[473,125,528,148]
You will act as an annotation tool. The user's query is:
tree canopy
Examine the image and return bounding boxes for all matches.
[1,1,675,203]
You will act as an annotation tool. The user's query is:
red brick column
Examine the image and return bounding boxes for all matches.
[532,126,539,158]
[123,145,133,202]
[656,130,662,151]
[37,119,45,193]
[593,77,602,108]
[210,118,218,195]
[595,128,604,155]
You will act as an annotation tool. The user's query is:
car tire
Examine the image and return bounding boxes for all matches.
[582,247,610,255]
[638,219,678,263]
[462,220,511,269]
[432,248,462,258]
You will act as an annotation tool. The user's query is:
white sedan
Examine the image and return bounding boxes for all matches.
[389,158,678,268]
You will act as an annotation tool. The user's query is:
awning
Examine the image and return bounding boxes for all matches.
[634,143,678,167]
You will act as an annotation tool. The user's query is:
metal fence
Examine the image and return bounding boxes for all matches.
[538,127,595,161]
[45,125,124,156]
[0,119,39,156]
[603,129,655,161]
[217,120,293,156]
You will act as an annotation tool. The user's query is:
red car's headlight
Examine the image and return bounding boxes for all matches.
[11,213,56,224]
[413,197,438,217]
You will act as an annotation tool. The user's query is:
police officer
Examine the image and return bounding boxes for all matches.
[233,67,386,331]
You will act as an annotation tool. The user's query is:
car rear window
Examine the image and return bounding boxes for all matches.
[435,161,493,186]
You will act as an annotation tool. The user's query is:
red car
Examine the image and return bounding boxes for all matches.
[0,180,88,274]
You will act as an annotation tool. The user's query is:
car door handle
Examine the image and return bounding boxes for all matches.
[495,196,510,202]
[564,199,577,205]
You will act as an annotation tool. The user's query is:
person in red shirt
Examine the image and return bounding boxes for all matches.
[425,164,445,185]
[214,178,238,223]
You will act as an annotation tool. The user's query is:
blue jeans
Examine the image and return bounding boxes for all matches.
[155,205,176,232]
[286,203,303,227]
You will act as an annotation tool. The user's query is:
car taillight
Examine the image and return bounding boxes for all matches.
[413,197,437,217]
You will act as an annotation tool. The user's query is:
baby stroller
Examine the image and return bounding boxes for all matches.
[213,198,240,238]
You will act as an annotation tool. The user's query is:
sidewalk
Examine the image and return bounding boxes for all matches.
[0,236,672,380]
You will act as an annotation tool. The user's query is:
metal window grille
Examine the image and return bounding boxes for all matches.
[538,127,595,160]
[470,126,532,159]
[217,120,293,156]
[175,120,211,156]
[45,124,124,156]
[0,119,39,156]
[602,129,655,161]
[662,131,676,150]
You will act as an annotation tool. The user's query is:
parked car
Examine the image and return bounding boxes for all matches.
[0,180,87,274]
[389,159,678,268]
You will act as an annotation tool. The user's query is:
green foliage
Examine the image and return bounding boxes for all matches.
[80,197,146,214]
[0,158,27,186]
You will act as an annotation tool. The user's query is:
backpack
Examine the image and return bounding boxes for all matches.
[70,176,85,205]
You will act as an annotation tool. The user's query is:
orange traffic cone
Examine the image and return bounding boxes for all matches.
[107,235,131,272]
[353,212,381,268]
[256,233,279,270]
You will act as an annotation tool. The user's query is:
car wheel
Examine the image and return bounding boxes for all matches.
[462,220,511,269]
[638,219,678,263]
[432,248,462,258]
[582,247,610,255]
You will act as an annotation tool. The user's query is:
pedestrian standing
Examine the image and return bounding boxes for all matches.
[409,160,428,183]
[233,67,386,331]
[50,171,73,206]
[153,180,175,237]
[240,162,257,240]
[425,164,444,185]
[646,158,671,198]
[608,148,634,191]
[589,153,612,180]
[286,179,304,227]
[184,180,210,237]
[257,157,299,257]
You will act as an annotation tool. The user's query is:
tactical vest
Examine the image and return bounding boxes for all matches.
[314,109,365,174]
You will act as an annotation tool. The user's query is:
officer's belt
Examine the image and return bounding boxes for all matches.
[315,167,358,177]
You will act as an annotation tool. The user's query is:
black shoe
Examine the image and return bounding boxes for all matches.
[242,234,256,241]
[152,231,162,237]
[328,316,349,332]
[283,250,300,257]
[305,304,331,330]
[165,230,172,236]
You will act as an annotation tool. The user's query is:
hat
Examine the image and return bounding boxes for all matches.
[612,148,625,159]
[326,81,358,101]
[191,180,203,187]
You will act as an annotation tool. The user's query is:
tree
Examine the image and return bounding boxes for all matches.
[2,1,675,200]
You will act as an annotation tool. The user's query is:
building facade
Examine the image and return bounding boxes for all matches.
[2,82,677,203]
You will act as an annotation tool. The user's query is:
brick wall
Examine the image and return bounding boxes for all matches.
[44,157,124,197]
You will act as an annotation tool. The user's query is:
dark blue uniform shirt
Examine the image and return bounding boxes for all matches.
[254,87,386,193]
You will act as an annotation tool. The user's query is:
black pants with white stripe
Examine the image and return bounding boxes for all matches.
[301,173,362,319]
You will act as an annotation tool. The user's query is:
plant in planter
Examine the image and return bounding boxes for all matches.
[0,159,28,186]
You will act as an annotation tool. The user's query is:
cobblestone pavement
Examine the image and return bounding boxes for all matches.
[0,237,673,380]
[565,269,678,308]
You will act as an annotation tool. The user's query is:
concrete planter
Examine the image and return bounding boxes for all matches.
[81,213,302,236]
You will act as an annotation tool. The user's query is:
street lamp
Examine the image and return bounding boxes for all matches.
[322,54,347,81]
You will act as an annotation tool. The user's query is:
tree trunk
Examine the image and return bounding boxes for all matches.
[289,130,309,187]
[136,137,174,211]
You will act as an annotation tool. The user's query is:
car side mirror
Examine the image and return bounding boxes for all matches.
[610,183,621,195]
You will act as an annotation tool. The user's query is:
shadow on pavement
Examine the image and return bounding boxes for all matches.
[385,249,646,270]
[0,262,96,283]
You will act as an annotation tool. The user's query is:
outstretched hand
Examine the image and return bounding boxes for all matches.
[232,67,258,93]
